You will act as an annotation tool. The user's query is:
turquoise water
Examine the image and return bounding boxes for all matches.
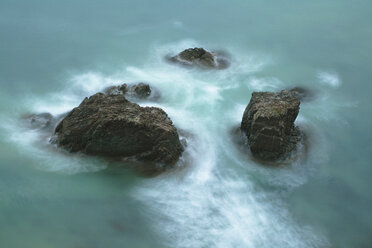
[1,0,372,247]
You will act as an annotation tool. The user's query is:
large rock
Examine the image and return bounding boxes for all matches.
[53,93,183,165]
[168,47,229,69]
[241,90,301,161]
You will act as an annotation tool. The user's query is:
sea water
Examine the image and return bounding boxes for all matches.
[0,0,371,247]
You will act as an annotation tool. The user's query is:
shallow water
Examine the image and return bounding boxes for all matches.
[1,0,372,247]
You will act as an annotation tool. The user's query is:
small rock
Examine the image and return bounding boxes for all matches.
[129,83,151,99]
[105,84,128,96]
[168,47,230,69]
[24,113,53,129]
[104,83,154,100]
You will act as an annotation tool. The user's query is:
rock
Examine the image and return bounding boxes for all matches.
[105,84,128,95]
[241,90,301,161]
[128,83,151,99]
[24,113,53,129]
[104,83,156,100]
[168,47,229,69]
[53,93,183,165]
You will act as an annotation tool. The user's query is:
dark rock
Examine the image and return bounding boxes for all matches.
[168,47,230,69]
[241,90,301,161]
[53,93,183,165]
[128,83,151,99]
[105,84,128,96]
[24,113,53,129]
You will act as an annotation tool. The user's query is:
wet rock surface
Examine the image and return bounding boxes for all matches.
[241,90,302,161]
[168,47,230,69]
[53,93,184,165]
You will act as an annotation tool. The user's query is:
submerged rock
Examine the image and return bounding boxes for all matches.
[241,90,301,161]
[53,93,183,165]
[105,84,128,96]
[24,113,53,129]
[289,86,315,102]
[168,47,229,69]
[129,83,151,98]
[104,83,158,100]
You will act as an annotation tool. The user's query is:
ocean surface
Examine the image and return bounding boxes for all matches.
[0,1,371,247]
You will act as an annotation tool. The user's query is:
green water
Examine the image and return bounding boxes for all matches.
[1,0,371,247]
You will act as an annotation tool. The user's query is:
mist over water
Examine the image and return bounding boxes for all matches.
[1,1,372,247]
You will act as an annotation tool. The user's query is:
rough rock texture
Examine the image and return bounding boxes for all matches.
[24,113,53,129]
[53,93,183,165]
[241,90,301,161]
[106,84,128,96]
[169,47,229,69]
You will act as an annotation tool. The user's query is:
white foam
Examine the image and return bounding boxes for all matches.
[0,117,106,174]
[4,39,329,247]
[317,71,341,88]
[133,160,328,248]
[247,76,284,91]
[125,41,327,247]
[71,72,120,93]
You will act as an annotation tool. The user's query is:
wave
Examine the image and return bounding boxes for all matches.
[317,71,341,88]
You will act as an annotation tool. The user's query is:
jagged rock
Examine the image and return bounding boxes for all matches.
[53,93,183,165]
[168,47,229,69]
[105,84,127,95]
[241,90,301,161]
[24,113,53,129]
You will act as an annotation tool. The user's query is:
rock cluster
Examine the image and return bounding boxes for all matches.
[241,90,301,161]
[21,47,312,169]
